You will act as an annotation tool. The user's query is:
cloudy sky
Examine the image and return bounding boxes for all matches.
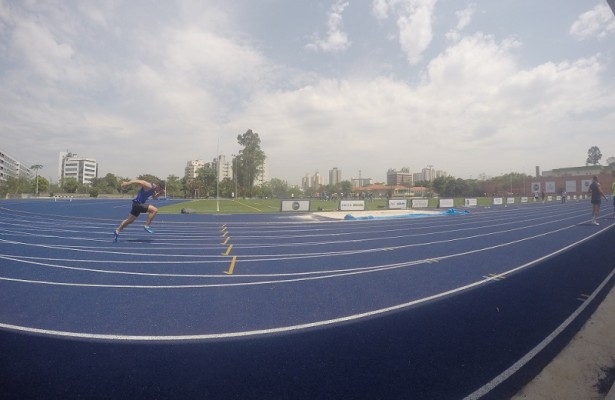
[1,0,614,185]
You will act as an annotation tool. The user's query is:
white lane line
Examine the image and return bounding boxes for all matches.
[0,210,594,261]
[0,223,608,286]
[464,267,615,400]
[3,265,612,343]
[0,273,520,341]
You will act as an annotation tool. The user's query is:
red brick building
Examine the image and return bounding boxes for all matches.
[526,166,615,197]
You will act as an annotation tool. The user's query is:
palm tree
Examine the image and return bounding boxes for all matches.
[30,164,43,196]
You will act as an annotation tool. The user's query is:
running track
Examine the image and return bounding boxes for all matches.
[0,198,614,399]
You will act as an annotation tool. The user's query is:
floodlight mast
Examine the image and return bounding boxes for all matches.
[216,138,220,212]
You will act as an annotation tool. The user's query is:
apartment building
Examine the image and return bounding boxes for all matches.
[58,152,98,184]
[0,148,32,182]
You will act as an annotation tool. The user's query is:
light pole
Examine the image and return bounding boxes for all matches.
[30,164,43,196]
[232,154,237,200]
[216,139,220,212]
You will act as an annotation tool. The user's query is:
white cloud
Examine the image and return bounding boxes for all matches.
[235,32,614,180]
[570,3,615,40]
[455,3,476,30]
[1,1,613,183]
[371,0,437,65]
[446,3,476,42]
[305,0,351,53]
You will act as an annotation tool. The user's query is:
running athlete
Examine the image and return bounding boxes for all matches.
[587,176,607,225]
[114,180,165,241]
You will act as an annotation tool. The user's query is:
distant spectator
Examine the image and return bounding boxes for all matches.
[587,176,607,225]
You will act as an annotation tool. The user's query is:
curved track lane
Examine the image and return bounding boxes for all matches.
[0,199,611,340]
[0,199,614,399]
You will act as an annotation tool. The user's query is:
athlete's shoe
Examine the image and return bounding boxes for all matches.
[113,230,119,242]
[144,226,154,234]
[592,220,599,225]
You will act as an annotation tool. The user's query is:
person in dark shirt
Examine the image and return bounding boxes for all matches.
[114,180,164,241]
[587,176,607,225]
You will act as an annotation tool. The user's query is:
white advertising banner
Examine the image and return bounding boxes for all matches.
[388,199,407,209]
[280,200,311,212]
[439,199,454,208]
[411,199,429,208]
[339,200,366,211]
[545,181,556,193]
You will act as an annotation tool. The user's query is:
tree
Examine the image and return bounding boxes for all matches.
[196,165,216,198]
[219,177,235,198]
[91,173,121,195]
[165,175,182,198]
[340,180,353,198]
[63,177,79,193]
[268,178,290,198]
[236,129,266,197]
[31,176,49,194]
[137,174,162,184]
[0,176,30,197]
[586,146,602,165]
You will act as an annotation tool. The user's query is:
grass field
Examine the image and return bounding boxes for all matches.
[159,198,385,214]
[158,197,506,214]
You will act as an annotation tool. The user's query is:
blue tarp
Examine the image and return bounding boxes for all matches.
[344,208,470,220]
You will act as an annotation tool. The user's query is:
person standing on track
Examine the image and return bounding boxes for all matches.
[114,180,165,241]
[587,176,607,225]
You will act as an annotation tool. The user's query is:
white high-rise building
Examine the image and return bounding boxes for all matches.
[329,167,342,185]
[59,152,97,184]
[185,160,205,178]
[0,148,32,182]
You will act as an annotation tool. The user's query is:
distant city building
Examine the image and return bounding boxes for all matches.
[329,167,342,185]
[301,174,310,191]
[302,171,323,191]
[311,171,323,190]
[58,151,97,184]
[351,177,373,188]
[421,167,435,182]
[211,155,231,182]
[0,148,32,182]
[185,160,206,178]
[387,168,413,186]
[411,166,446,183]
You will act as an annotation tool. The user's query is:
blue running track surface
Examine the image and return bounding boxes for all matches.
[0,198,614,399]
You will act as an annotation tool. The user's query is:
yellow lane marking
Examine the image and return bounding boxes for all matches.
[222,244,233,256]
[224,256,237,275]
[222,236,230,245]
